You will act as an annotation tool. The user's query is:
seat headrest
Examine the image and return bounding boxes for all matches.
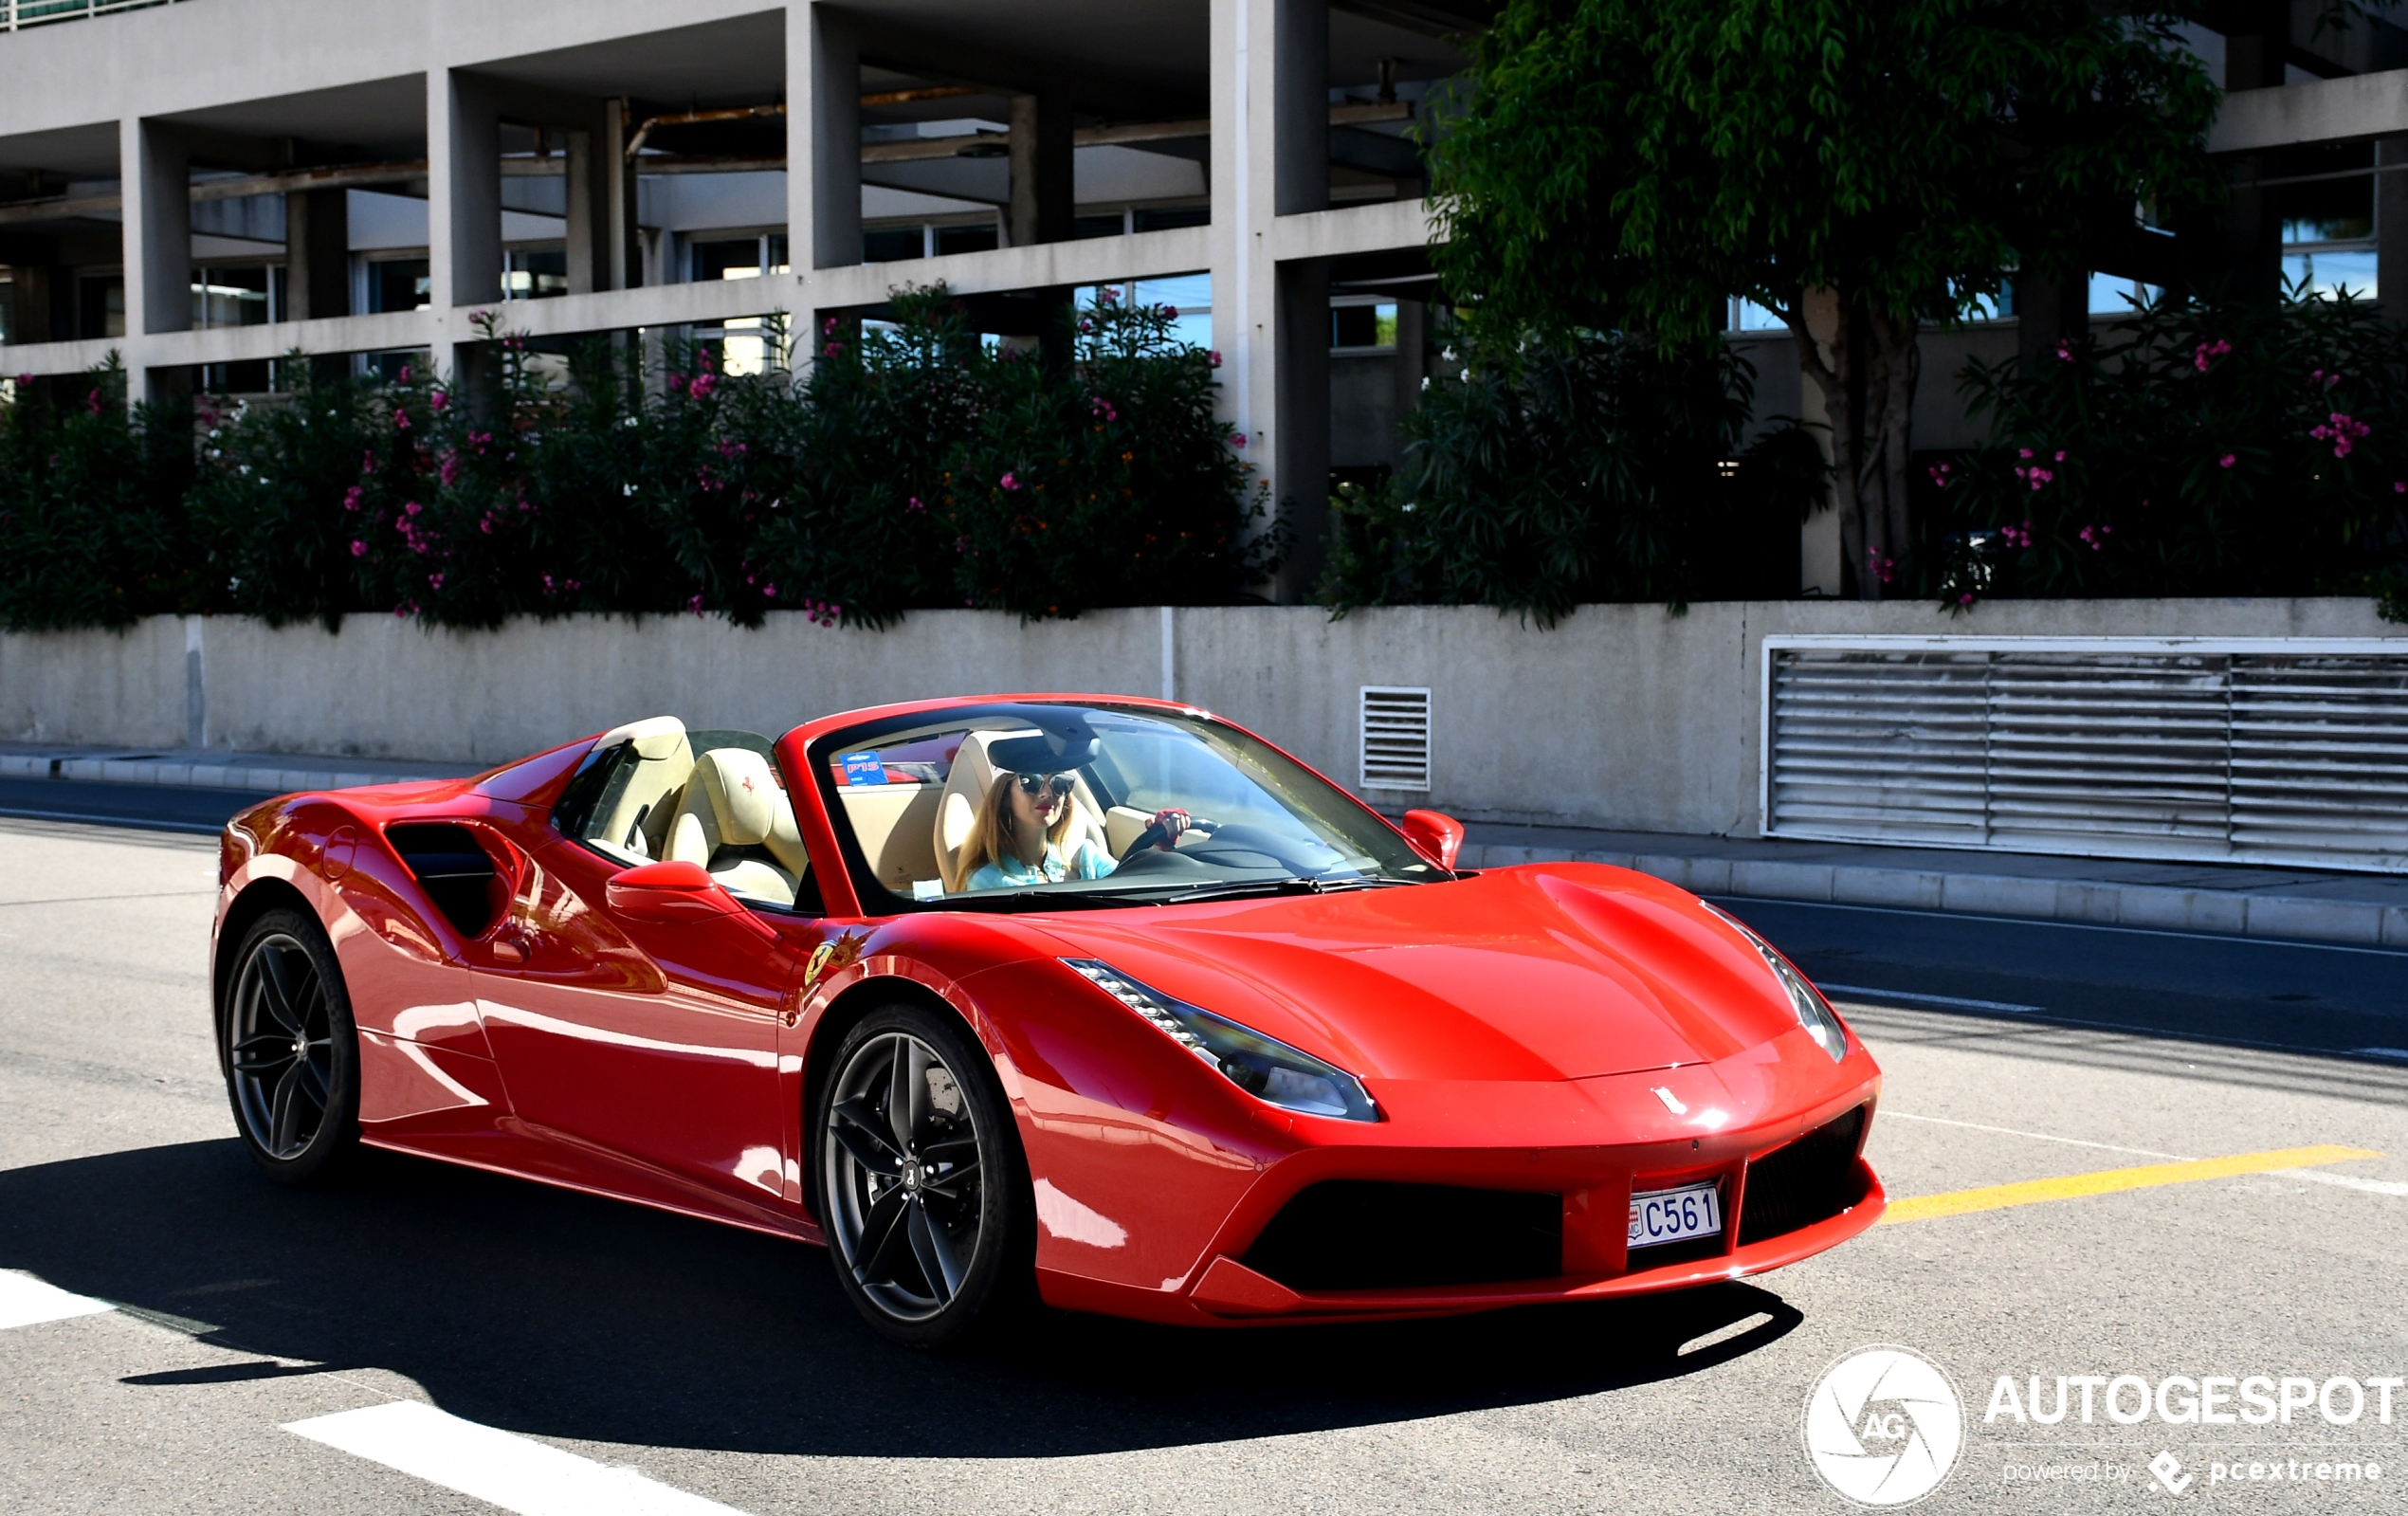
[697,748,778,846]
[594,715,688,762]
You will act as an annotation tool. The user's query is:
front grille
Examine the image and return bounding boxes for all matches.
[1241,1180,1562,1291]
[1737,1105,1870,1246]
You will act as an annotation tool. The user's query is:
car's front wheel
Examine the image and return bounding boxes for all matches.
[814,1001,1034,1346]
[222,907,360,1183]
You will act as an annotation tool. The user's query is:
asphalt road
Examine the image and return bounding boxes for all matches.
[2,795,2404,1514]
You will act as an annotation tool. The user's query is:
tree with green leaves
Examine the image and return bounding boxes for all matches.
[1429,0,2221,596]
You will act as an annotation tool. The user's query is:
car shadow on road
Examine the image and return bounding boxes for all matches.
[1,1138,1804,1457]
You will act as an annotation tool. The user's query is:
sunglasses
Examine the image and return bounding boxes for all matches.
[1012,772,1076,799]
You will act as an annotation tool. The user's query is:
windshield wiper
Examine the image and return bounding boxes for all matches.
[1132,875,1412,904]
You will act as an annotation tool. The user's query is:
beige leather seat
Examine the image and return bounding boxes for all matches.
[666,747,812,906]
[934,730,1109,891]
[590,716,693,863]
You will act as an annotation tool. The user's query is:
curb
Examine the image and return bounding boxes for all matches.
[1458,842,2408,951]
[0,752,454,795]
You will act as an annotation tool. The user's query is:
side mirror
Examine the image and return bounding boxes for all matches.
[1399,809,1466,871]
[607,859,746,922]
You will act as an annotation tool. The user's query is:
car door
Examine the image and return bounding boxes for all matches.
[466,831,822,1214]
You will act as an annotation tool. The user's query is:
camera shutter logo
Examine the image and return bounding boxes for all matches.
[1801,1345,1965,1506]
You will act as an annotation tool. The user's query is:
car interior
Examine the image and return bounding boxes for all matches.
[559,716,816,910]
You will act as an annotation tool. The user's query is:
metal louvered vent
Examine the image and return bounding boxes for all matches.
[1360,685,1432,791]
[1763,639,2408,872]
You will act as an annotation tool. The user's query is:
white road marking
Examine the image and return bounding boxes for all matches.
[2268,1167,2408,1196]
[0,1269,115,1329]
[283,1401,752,1516]
[1880,1110,2180,1160]
[1818,983,2043,1014]
[1883,1113,2403,1197]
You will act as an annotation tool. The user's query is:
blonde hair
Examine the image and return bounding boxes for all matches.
[950,772,1078,890]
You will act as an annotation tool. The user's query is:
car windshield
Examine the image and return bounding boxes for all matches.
[812,702,1447,912]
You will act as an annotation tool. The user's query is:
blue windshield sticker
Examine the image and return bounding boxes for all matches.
[841,751,888,786]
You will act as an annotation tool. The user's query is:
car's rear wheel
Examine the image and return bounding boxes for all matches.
[222,907,360,1183]
[815,1002,1033,1346]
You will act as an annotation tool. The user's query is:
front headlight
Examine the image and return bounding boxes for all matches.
[1061,959,1380,1122]
[1702,903,1849,1064]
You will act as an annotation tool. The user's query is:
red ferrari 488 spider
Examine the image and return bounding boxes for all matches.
[211,696,1884,1343]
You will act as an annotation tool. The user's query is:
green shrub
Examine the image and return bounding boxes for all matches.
[0,362,193,631]
[1929,293,2408,619]
[1319,327,1828,621]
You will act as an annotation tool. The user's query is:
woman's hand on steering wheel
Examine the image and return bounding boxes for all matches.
[1125,809,1214,858]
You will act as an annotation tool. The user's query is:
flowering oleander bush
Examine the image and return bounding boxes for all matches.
[1318,326,1830,621]
[0,362,193,630]
[1,290,1274,632]
[1925,294,2408,619]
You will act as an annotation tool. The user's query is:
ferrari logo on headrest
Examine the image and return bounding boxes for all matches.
[740,774,756,793]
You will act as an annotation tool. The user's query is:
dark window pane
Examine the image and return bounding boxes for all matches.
[506,247,568,300]
[863,227,923,264]
[1134,205,1210,232]
[1331,305,1380,348]
[767,234,790,273]
[689,237,762,282]
[78,275,124,339]
[933,222,999,256]
[0,278,14,345]
[369,260,430,314]
[1073,213,1124,240]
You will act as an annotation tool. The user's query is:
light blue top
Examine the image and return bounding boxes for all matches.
[964,839,1117,891]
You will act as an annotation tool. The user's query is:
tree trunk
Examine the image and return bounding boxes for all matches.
[1786,294,1866,597]
[1863,308,1922,595]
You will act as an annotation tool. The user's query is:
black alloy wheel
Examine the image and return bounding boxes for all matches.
[816,1003,1033,1345]
[223,908,360,1182]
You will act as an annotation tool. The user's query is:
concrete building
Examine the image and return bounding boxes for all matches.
[1,0,2406,597]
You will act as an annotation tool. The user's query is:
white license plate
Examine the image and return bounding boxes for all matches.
[1628,1181,1724,1250]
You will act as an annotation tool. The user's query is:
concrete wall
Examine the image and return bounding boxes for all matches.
[4,599,2400,836]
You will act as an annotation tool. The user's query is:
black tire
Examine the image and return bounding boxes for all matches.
[221,907,361,1184]
[813,1000,1035,1346]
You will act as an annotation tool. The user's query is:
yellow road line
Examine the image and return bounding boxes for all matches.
[1881,1145,2383,1225]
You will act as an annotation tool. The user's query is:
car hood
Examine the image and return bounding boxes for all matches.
[1025,864,1808,1082]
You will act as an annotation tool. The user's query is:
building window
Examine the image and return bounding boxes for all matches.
[1133,204,1210,232]
[1077,272,1212,348]
[864,227,924,264]
[0,273,14,345]
[2282,211,2377,301]
[366,258,430,314]
[192,265,278,329]
[503,247,567,301]
[78,274,124,339]
[934,221,1000,256]
[1331,298,1397,352]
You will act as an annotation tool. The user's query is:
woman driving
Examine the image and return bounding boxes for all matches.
[950,732,1189,892]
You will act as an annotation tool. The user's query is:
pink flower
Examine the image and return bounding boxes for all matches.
[667,373,686,394]
[404,500,422,516]
[1000,471,1020,491]
[2395,482,2406,495]
[2018,448,2034,459]
[2219,453,2236,468]
[2055,340,2075,362]
[1161,305,1178,319]
[343,486,363,511]
[688,373,717,399]
[86,388,101,413]
[1207,350,1223,368]
[2053,450,2065,462]
[439,454,460,486]
[687,594,705,616]
[1231,433,1248,449]
[429,573,445,590]
[429,390,448,412]
[1960,592,1975,605]
[397,365,412,384]
[350,539,366,557]
[395,411,410,431]
[823,342,842,357]
[2193,338,2232,372]
[823,316,839,336]
[12,374,27,387]
[761,583,777,598]
[906,496,924,512]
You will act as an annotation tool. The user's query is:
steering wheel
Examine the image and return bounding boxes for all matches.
[1122,812,1218,860]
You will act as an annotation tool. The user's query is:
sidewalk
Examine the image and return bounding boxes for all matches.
[0,742,476,795]
[1458,823,2408,950]
[4,742,2399,950]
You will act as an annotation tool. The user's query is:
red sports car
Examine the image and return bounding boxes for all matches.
[211,696,1884,1343]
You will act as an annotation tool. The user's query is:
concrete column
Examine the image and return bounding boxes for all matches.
[119,115,191,405]
[2380,140,2408,325]
[1214,0,1332,600]
[2016,272,2088,370]
[283,187,349,321]
[563,128,608,295]
[7,257,58,344]
[430,69,502,315]
[1006,92,1073,247]
[790,1,860,275]
[2219,9,2286,304]
[1273,0,1327,217]
[1391,296,1424,441]
[604,98,642,291]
